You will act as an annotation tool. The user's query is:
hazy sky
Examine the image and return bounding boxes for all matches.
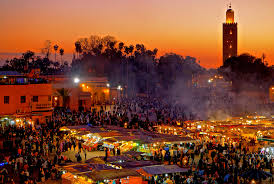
[0,0,274,68]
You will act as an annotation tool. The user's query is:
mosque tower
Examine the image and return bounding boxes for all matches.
[223,4,238,64]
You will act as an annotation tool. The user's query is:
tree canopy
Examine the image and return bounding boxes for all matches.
[71,35,204,95]
[219,54,273,92]
[2,51,69,75]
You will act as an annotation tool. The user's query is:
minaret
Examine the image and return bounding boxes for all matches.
[223,4,238,64]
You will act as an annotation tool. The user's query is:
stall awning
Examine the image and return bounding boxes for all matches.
[113,160,160,169]
[86,169,140,181]
[103,155,133,163]
[96,131,122,138]
[258,138,274,142]
[138,165,188,175]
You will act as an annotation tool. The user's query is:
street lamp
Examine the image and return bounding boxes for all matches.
[117,85,122,103]
[107,83,110,87]
[74,77,80,83]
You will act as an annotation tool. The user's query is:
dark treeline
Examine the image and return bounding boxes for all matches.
[219,53,273,92]
[1,35,273,118]
[2,51,70,75]
[71,35,205,96]
[2,40,69,75]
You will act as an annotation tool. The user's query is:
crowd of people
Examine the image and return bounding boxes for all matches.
[146,141,274,184]
[0,97,273,184]
[1,125,58,183]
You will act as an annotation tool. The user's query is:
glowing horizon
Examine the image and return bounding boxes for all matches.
[1,0,274,68]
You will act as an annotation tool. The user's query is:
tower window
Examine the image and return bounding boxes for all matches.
[230,30,233,35]
[229,45,232,49]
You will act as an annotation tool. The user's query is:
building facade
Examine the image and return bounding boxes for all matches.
[223,5,238,63]
[192,73,232,90]
[270,86,274,103]
[0,72,53,125]
[42,75,120,111]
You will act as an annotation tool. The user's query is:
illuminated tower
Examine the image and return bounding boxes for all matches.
[223,5,237,63]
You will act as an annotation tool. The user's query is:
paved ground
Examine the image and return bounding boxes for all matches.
[62,149,105,162]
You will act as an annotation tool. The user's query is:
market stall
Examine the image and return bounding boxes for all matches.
[83,135,101,151]
[59,163,125,184]
[112,160,160,169]
[137,165,188,183]
[83,169,143,184]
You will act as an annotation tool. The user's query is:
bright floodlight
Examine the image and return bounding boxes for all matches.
[74,77,80,83]
[107,83,110,87]
[117,85,121,90]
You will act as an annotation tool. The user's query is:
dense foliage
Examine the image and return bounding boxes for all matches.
[71,35,204,95]
[2,36,273,98]
[219,54,273,92]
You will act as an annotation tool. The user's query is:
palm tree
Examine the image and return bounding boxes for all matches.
[22,50,35,72]
[153,48,158,57]
[129,45,134,56]
[135,44,141,51]
[53,44,59,62]
[124,46,130,56]
[53,62,60,71]
[262,53,266,63]
[118,42,124,51]
[54,88,71,108]
[59,48,64,65]
[41,40,52,59]
[75,41,81,59]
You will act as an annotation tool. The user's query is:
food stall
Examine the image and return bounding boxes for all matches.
[83,135,101,151]
[59,162,145,184]
[86,169,143,184]
[137,165,188,183]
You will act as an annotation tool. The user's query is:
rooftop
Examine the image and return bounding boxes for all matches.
[0,71,23,76]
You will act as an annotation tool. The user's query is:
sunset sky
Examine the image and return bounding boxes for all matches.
[0,0,274,68]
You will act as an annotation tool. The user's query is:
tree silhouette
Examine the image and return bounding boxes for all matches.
[2,47,66,75]
[129,45,134,56]
[59,48,64,65]
[22,50,35,72]
[70,34,206,96]
[41,40,52,58]
[53,44,59,62]
[75,41,82,59]
[219,53,272,92]
[118,42,124,51]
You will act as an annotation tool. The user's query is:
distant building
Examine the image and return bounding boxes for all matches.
[270,85,274,102]
[0,71,53,125]
[42,75,120,111]
[192,73,232,90]
[223,5,238,63]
